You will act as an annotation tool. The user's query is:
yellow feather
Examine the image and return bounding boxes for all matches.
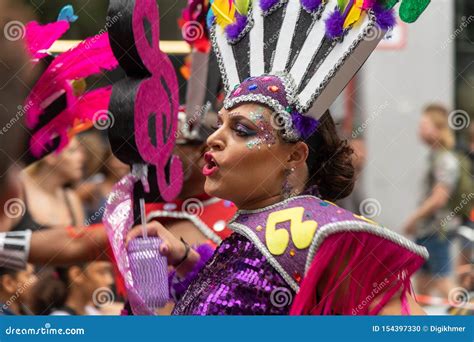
[343,0,364,28]
[211,0,236,28]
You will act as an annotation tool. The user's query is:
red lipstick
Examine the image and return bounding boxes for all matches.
[203,152,219,177]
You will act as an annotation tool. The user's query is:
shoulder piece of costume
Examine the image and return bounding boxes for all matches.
[22,5,118,163]
[146,195,236,245]
[228,195,428,314]
[208,0,430,141]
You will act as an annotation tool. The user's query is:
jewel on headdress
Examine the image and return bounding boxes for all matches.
[248,84,258,91]
[234,87,242,95]
[268,85,279,92]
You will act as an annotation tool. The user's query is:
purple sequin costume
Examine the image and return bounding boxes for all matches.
[172,233,294,315]
[170,195,428,315]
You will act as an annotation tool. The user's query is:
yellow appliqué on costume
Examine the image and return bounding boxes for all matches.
[265,207,318,255]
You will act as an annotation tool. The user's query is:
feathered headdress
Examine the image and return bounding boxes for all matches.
[23,6,118,161]
[208,0,430,141]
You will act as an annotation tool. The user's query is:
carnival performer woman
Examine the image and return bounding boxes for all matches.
[123,0,432,315]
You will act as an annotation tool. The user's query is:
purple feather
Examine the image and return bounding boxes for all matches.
[291,111,320,140]
[225,13,248,40]
[300,0,322,12]
[325,9,345,39]
[373,3,396,30]
[260,0,279,12]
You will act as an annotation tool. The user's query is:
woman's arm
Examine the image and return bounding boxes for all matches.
[29,225,110,265]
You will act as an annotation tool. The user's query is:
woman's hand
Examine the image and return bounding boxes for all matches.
[126,221,200,277]
[126,221,186,267]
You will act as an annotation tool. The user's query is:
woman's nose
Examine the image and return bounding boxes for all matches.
[206,130,225,151]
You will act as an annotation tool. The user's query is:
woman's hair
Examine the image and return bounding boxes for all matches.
[301,111,355,202]
[32,265,84,315]
[423,104,455,149]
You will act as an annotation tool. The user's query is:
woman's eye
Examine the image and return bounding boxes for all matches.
[234,124,255,137]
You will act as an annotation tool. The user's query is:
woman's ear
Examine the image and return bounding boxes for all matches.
[287,141,309,169]
[68,266,84,285]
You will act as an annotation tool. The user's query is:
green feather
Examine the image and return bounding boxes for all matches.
[337,0,348,12]
[399,0,430,23]
[234,0,251,15]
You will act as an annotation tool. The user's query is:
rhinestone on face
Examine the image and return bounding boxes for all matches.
[289,249,295,257]
[256,225,263,232]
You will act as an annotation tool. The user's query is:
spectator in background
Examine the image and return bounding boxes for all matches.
[404,104,460,299]
[76,132,130,225]
[0,264,38,315]
[32,261,114,315]
[0,138,86,233]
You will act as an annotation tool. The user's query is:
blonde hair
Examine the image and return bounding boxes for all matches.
[423,104,455,149]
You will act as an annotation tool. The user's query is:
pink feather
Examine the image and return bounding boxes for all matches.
[26,32,118,129]
[290,231,425,315]
[25,20,70,59]
[362,0,376,9]
[72,86,113,122]
[29,86,113,157]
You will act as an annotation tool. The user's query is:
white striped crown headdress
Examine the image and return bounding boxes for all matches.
[207,0,430,141]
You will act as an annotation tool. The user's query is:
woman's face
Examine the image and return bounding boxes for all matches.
[418,113,439,146]
[82,261,114,298]
[50,138,85,183]
[204,103,294,208]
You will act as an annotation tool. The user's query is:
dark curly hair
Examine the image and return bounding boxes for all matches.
[302,111,355,202]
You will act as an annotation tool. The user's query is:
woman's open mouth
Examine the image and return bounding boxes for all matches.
[203,152,219,177]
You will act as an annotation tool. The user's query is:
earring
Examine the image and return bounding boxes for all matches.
[281,167,295,200]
